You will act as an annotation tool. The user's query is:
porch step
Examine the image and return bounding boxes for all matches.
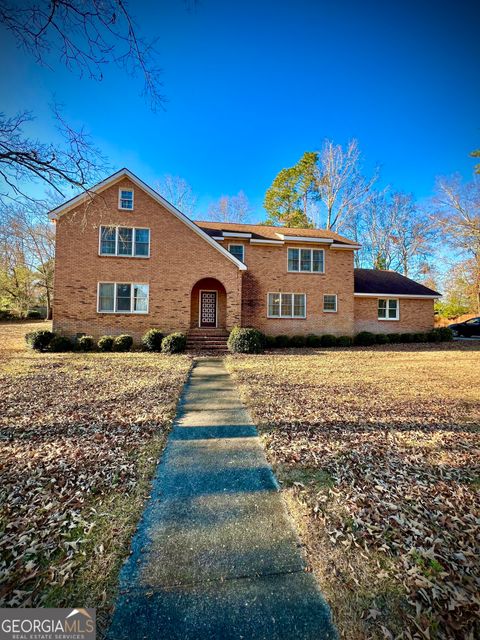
[186,330,229,352]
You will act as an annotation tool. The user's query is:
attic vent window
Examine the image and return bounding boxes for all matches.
[119,189,134,210]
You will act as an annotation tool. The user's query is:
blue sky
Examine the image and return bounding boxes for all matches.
[1,0,479,219]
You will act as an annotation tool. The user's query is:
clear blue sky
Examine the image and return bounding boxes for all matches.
[1,0,479,219]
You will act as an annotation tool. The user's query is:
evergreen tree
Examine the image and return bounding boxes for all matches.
[263,152,318,227]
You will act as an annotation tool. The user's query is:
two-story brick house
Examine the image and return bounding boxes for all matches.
[50,168,440,343]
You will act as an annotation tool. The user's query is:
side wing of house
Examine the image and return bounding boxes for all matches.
[51,170,244,340]
[353,269,440,334]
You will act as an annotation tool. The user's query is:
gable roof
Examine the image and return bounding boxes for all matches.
[354,269,441,297]
[195,220,359,246]
[48,168,247,271]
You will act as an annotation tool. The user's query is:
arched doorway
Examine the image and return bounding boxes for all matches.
[190,278,227,329]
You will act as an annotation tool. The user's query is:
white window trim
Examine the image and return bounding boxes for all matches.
[97,282,149,314]
[118,188,134,210]
[228,243,245,263]
[99,226,150,258]
[267,292,307,319]
[287,247,325,273]
[377,298,399,321]
[198,289,218,328]
[323,294,338,313]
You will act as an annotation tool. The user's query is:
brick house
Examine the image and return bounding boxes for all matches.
[50,168,440,344]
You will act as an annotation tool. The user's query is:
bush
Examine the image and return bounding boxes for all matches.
[77,335,95,351]
[386,333,402,344]
[321,334,337,347]
[142,328,164,352]
[0,309,13,320]
[162,332,187,354]
[227,327,264,354]
[399,333,413,343]
[265,335,277,349]
[27,309,42,319]
[25,330,55,351]
[97,335,114,352]
[435,327,453,342]
[112,334,133,352]
[410,332,427,343]
[375,333,390,344]
[336,335,353,347]
[306,334,322,348]
[274,335,290,348]
[49,335,72,352]
[354,331,376,346]
[290,334,307,348]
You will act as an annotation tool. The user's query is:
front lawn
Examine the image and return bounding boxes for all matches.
[226,344,480,640]
[0,321,191,629]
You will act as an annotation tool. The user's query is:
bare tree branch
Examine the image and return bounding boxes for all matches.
[0,0,165,110]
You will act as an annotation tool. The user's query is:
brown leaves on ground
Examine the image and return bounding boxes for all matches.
[226,344,480,640]
[0,322,191,608]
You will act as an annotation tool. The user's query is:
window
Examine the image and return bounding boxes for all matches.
[99,226,150,257]
[323,294,337,312]
[119,189,134,210]
[287,248,324,273]
[267,293,306,318]
[378,298,399,320]
[98,282,149,314]
[228,244,244,262]
[100,226,116,254]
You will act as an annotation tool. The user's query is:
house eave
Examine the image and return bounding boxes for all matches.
[354,293,441,299]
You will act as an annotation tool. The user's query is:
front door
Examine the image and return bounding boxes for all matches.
[200,291,217,327]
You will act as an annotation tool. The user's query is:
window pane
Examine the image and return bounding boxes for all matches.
[300,249,311,271]
[378,299,387,318]
[293,294,305,317]
[100,226,116,254]
[120,190,133,209]
[324,295,336,311]
[312,250,324,272]
[268,293,280,317]
[388,300,398,318]
[288,248,299,271]
[229,245,244,262]
[98,283,114,311]
[134,228,150,256]
[133,284,148,312]
[281,293,293,317]
[118,227,133,255]
[116,283,131,311]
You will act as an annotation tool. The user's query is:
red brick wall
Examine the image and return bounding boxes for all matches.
[53,178,242,341]
[238,241,355,336]
[354,297,435,334]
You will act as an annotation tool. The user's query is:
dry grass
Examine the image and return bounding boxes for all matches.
[226,343,480,640]
[0,321,191,630]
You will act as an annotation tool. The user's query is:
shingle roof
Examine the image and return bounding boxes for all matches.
[194,221,358,245]
[354,269,441,296]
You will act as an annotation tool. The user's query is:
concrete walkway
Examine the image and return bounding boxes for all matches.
[107,358,336,640]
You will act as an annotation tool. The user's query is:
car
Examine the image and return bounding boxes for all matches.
[449,317,480,337]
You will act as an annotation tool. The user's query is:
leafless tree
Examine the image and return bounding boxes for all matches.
[360,190,396,269]
[207,191,251,223]
[0,0,164,109]
[0,108,106,206]
[155,174,197,216]
[389,192,436,277]
[433,175,480,311]
[316,139,377,232]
